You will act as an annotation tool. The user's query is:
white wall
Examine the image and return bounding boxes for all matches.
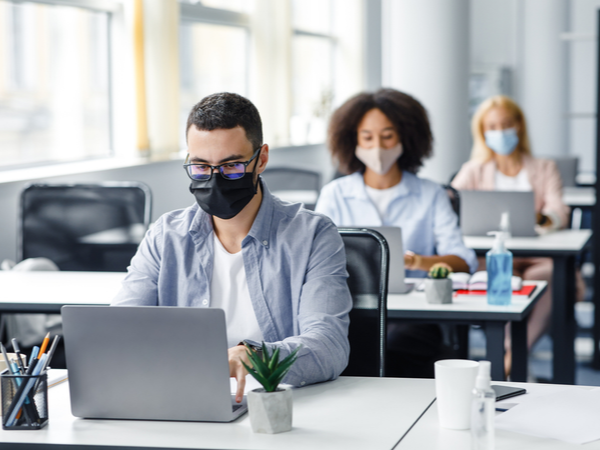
[382,0,471,184]
[568,0,600,172]
[470,0,599,172]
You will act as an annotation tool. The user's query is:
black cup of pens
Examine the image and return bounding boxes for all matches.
[1,370,48,430]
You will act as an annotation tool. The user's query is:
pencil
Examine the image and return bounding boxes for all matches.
[38,332,51,358]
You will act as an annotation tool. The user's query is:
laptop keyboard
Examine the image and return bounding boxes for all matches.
[232,403,244,412]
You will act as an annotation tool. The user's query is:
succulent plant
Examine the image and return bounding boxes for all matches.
[429,263,452,279]
[242,342,302,392]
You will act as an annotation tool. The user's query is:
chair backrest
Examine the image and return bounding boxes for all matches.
[548,156,578,187]
[261,167,321,210]
[19,182,152,272]
[338,228,389,377]
[442,184,460,223]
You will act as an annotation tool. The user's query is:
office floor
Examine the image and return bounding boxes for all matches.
[469,298,600,385]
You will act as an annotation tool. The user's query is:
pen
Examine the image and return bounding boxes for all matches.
[5,354,47,427]
[11,339,26,372]
[42,335,61,371]
[38,332,51,358]
[33,335,60,393]
[1,343,13,375]
[28,346,39,366]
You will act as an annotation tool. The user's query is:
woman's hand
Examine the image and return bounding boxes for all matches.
[404,251,422,270]
[404,252,470,273]
[536,212,553,228]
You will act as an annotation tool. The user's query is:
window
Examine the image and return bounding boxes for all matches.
[179,1,251,146]
[290,0,335,145]
[178,0,363,149]
[0,0,112,167]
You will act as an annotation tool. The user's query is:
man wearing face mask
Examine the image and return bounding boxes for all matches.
[112,93,352,402]
[316,89,477,378]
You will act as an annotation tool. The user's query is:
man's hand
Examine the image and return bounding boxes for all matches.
[228,345,251,403]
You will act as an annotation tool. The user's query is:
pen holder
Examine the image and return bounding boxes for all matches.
[1,371,48,430]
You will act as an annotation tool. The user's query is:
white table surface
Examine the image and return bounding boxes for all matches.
[389,280,546,318]
[272,189,319,205]
[0,271,124,311]
[464,229,592,252]
[0,375,436,450]
[562,186,595,206]
[398,381,600,450]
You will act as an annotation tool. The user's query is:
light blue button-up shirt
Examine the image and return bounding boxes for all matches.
[315,172,478,277]
[112,181,352,387]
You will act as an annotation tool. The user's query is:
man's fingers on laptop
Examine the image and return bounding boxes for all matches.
[228,345,250,403]
[235,372,246,403]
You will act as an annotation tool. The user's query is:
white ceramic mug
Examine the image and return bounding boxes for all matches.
[434,359,480,429]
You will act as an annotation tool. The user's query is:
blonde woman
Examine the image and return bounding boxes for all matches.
[452,95,579,373]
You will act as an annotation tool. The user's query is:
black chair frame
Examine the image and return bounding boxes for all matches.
[338,228,389,377]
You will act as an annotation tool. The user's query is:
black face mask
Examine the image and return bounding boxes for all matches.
[189,171,260,220]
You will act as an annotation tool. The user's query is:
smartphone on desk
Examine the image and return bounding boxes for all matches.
[492,385,526,401]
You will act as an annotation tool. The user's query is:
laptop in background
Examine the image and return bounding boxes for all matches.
[459,191,537,237]
[370,226,414,294]
[62,306,247,422]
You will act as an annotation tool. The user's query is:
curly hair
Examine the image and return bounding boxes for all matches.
[328,88,433,175]
[186,92,263,149]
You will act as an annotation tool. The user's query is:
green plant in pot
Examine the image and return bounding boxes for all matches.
[425,263,453,304]
[242,342,301,434]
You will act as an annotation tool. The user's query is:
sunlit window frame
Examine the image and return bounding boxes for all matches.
[179,2,251,98]
[0,0,119,169]
[290,27,338,113]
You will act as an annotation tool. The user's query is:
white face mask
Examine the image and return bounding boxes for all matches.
[355,143,403,175]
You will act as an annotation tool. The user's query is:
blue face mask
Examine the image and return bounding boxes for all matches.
[484,128,519,156]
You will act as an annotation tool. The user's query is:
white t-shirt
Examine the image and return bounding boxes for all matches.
[210,234,264,349]
[495,168,532,191]
[365,184,398,220]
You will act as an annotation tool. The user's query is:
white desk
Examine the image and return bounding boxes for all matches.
[0,377,436,450]
[0,271,123,313]
[464,229,592,385]
[387,281,547,382]
[463,229,591,254]
[398,381,600,450]
[562,186,595,207]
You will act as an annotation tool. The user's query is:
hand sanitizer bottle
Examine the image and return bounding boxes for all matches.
[486,231,512,306]
[471,361,495,450]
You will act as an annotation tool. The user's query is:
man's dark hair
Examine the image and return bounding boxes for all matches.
[328,88,433,175]
[186,92,263,149]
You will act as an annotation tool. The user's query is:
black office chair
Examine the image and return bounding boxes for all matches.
[19,182,152,272]
[261,167,321,210]
[338,228,389,377]
[442,184,460,222]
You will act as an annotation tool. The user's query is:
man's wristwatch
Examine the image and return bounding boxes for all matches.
[238,340,263,360]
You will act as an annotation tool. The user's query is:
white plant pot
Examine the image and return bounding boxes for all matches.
[247,387,293,434]
[425,278,453,304]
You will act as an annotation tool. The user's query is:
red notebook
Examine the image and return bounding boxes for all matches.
[454,285,536,297]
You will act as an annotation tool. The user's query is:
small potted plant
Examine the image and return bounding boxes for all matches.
[242,342,301,434]
[425,263,453,304]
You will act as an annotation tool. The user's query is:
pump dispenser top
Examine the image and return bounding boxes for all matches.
[475,361,491,390]
[487,230,508,254]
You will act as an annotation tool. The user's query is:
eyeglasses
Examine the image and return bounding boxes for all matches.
[183,147,261,181]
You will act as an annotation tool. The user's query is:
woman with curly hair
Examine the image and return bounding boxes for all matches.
[316,88,477,377]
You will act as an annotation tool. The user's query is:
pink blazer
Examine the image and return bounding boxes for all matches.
[451,155,570,228]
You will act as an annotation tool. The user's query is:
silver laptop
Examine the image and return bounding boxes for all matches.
[370,226,414,294]
[61,305,247,422]
[459,191,537,237]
